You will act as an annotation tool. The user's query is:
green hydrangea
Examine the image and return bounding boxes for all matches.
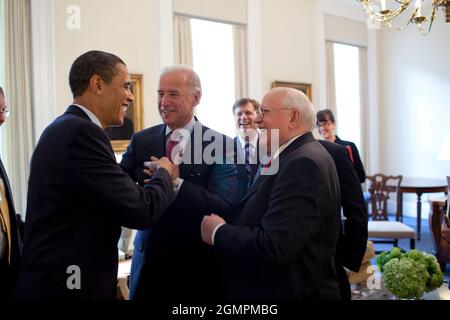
[377,247,444,299]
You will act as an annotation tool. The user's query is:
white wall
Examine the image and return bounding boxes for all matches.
[53,0,161,128]
[260,0,315,101]
[378,21,450,181]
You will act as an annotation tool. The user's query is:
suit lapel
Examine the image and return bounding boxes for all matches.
[178,120,203,179]
[65,105,117,159]
[0,159,13,211]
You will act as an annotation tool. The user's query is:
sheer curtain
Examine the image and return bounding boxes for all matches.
[173,15,193,66]
[233,24,248,99]
[325,41,337,115]
[4,0,33,215]
[359,46,369,171]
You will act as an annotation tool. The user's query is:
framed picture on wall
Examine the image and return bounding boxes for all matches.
[105,74,144,153]
[271,81,312,101]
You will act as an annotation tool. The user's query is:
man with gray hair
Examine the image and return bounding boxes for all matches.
[120,65,238,301]
[201,87,342,300]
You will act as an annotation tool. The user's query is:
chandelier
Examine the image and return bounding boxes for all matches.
[356,0,450,35]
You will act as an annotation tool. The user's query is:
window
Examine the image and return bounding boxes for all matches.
[332,42,365,160]
[191,18,238,138]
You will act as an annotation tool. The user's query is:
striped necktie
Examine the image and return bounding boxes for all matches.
[244,140,252,176]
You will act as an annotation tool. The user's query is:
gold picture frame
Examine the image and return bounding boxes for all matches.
[271,81,312,101]
[106,74,144,153]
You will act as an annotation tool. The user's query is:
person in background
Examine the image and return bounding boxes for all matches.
[232,98,260,200]
[201,87,341,300]
[0,86,22,300]
[13,51,176,301]
[120,65,238,301]
[316,109,366,183]
[319,139,368,300]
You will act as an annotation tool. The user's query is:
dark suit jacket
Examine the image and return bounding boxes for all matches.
[214,132,341,300]
[334,136,366,183]
[13,105,175,301]
[120,120,238,301]
[0,158,21,300]
[234,137,259,200]
[319,140,368,299]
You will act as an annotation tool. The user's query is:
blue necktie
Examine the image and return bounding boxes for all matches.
[244,141,252,177]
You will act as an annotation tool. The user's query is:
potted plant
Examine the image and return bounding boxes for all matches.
[377,247,444,299]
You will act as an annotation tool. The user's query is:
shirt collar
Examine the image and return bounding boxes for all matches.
[238,131,258,149]
[165,116,196,137]
[73,104,102,128]
[271,132,307,161]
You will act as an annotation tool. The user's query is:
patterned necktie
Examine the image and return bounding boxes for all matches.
[166,133,181,163]
[244,140,252,176]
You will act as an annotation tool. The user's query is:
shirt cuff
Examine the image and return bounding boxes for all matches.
[173,177,183,195]
[211,223,225,245]
[343,266,354,275]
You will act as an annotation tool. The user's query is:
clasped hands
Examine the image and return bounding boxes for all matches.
[143,156,179,185]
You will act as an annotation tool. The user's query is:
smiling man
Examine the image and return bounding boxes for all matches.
[14,51,177,301]
[120,65,238,301]
[202,87,342,300]
[232,98,260,199]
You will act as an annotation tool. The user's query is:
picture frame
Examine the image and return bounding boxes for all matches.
[106,74,144,153]
[271,81,312,101]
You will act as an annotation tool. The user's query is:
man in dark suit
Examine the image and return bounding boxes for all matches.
[0,86,22,300]
[120,66,238,301]
[319,140,368,300]
[13,51,176,301]
[232,98,260,200]
[201,87,341,300]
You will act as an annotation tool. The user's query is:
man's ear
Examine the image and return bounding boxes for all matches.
[289,109,300,128]
[89,75,103,95]
[192,90,201,107]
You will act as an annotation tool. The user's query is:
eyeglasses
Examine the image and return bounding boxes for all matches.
[255,107,291,118]
[0,107,9,117]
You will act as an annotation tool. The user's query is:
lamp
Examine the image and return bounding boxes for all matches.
[356,0,450,35]
[438,132,450,160]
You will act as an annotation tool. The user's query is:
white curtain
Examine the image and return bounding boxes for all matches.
[4,0,33,215]
[325,41,337,115]
[173,15,193,66]
[359,46,369,172]
[233,24,248,99]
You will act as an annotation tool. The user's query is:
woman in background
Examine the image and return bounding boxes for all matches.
[316,109,366,183]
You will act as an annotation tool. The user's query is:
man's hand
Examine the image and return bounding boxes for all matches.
[201,214,226,246]
[143,156,179,182]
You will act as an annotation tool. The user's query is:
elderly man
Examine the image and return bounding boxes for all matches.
[0,87,22,300]
[120,65,238,301]
[232,98,260,199]
[202,87,341,300]
[14,51,176,300]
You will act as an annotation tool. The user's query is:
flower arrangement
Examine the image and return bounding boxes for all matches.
[376,247,444,299]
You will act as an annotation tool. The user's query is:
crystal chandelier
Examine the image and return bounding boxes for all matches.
[356,0,450,35]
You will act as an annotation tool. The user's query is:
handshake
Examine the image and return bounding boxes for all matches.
[143,156,180,185]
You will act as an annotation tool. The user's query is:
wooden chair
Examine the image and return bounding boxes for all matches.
[366,173,416,252]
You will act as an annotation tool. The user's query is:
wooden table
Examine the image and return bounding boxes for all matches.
[398,177,448,241]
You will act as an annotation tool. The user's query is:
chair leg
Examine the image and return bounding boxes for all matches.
[410,238,415,249]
